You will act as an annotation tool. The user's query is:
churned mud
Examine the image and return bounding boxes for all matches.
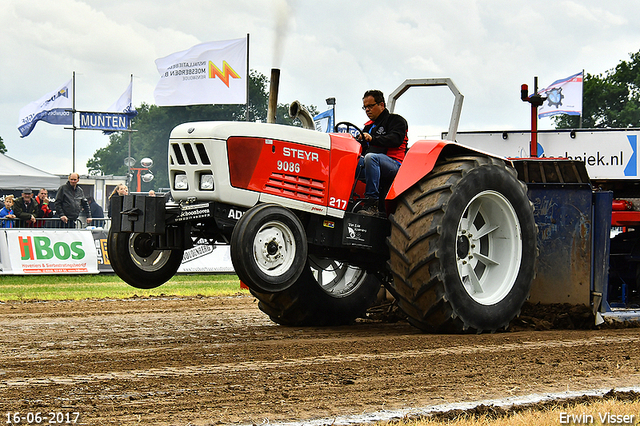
[0,295,639,425]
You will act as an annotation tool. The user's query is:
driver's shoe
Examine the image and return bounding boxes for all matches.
[359,198,383,216]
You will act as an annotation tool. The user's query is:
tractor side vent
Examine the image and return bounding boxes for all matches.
[266,173,326,203]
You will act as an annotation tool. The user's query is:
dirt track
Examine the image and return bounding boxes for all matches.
[0,295,639,425]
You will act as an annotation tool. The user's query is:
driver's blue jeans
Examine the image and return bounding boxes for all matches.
[356,152,401,199]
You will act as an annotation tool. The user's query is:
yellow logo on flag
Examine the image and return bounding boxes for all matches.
[208,61,241,87]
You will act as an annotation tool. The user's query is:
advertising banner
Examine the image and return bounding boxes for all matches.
[178,243,234,273]
[154,38,247,106]
[313,109,335,133]
[91,229,112,273]
[0,230,233,275]
[4,229,98,274]
[455,130,640,181]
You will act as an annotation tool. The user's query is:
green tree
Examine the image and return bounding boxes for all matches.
[87,70,317,190]
[555,50,640,128]
[0,136,6,154]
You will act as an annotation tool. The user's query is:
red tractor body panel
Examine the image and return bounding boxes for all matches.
[226,133,361,212]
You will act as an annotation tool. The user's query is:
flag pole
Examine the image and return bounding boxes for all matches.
[128,73,133,180]
[246,33,250,121]
[579,69,584,129]
[72,71,76,173]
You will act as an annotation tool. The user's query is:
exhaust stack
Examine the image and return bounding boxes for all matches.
[267,68,280,124]
[289,101,315,130]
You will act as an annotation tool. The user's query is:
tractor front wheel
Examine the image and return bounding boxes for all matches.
[231,204,308,293]
[107,231,184,289]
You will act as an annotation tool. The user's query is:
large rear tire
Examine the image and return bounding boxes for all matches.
[250,255,381,326]
[108,231,184,289]
[386,155,537,333]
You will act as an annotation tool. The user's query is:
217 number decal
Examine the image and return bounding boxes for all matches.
[329,197,347,210]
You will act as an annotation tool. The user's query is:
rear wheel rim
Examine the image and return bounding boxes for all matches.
[455,190,522,305]
[308,256,367,297]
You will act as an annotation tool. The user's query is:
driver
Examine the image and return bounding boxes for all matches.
[356,89,408,216]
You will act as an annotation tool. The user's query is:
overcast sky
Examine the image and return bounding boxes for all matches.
[2,0,640,176]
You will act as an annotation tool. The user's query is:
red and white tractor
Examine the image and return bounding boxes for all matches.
[108,78,552,333]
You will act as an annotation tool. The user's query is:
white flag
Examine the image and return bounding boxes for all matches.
[154,38,247,106]
[107,79,137,116]
[18,79,73,137]
[538,71,583,119]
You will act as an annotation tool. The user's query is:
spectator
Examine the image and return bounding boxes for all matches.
[148,190,156,197]
[108,183,128,218]
[33,188,54,227]
[87,196,105,228]
[13,188,39,227]
[0,195,16,228]
[54,173,92,228]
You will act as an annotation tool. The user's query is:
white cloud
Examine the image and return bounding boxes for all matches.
[2,0,640,175]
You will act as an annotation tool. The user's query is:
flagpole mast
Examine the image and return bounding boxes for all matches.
[520,76,545,158]
[128,74,133,181]
[72,71,76,173]
[246,33,250,122]
[531,76,538,158]
[579,69,584,129]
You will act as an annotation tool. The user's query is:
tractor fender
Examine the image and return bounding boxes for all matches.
[386,140,510,202]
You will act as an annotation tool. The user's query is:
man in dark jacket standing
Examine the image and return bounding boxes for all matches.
[55,173,92,228]
[13,188,38,227]
[356,89,408,216]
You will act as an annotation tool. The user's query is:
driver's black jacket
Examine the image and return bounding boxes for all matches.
[363,108,408,163]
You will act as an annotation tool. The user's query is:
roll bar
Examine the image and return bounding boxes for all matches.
[388,78,463,141]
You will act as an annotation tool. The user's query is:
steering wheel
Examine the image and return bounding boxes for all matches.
[334,121,365,144]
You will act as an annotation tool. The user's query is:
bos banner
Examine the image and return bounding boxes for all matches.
[1,230,98,274]
[0,230,233,275]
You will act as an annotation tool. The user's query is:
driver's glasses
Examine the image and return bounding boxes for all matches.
[362,102,379,111]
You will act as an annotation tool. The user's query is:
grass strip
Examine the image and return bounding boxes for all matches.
[0,274,247,301]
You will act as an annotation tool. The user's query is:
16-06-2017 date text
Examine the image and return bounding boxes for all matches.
[6,412,80,424]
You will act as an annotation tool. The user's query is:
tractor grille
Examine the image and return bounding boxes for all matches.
[171,143,211,166]
[265,173,326,203]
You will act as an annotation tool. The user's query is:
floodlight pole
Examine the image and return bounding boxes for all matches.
[72,71,76,173]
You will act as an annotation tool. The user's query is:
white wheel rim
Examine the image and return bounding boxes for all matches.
[252,221,297,277]
[129,233,172,272]
[308,256,366,297]
[455,190,522,305]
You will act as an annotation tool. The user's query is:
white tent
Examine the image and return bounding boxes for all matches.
[0,153,61,190]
